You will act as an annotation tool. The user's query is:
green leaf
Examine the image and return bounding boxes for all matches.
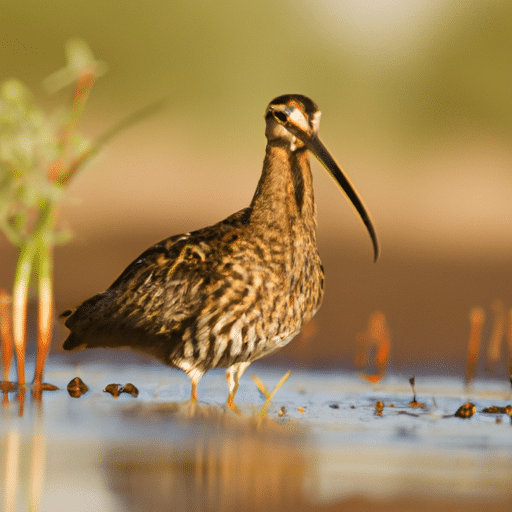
[43,39,107,94]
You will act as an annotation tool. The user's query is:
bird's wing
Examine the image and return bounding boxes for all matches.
[104,232,219,330]
[108,205,252,294]
[63,207,252,346]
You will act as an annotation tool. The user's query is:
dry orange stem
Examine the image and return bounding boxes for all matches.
[251,374,271,400]
[487,299,505,363]
[466,307,485,386]
[370,312,391,372]
[33,273,54,387]
[0,289,14,382]
[507,308,512,378]
[251,370,291,426]
[12,279,28,386]
[359,311,391,383]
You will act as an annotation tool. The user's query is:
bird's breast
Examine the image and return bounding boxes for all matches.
[174,231,324,369]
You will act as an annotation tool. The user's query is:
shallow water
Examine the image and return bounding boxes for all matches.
[2,358,512,511]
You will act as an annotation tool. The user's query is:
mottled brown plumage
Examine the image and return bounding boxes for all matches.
[62,94,378,407]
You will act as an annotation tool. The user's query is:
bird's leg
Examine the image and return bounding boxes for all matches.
[226,362,250,411]
[186,373,202,417]
[186,368,204,403]
[226,368,238,410]
[191,380,198,402]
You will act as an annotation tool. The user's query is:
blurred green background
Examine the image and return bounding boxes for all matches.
[1,0,511,375]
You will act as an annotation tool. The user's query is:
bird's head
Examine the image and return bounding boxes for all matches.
[265,94,379,261]
[265,94,320,151]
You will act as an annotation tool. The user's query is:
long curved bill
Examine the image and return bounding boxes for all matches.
[306,135,379,262]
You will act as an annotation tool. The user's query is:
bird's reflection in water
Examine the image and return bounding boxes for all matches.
[104,408,310,512]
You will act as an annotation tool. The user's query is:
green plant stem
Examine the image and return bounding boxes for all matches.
[12,200,56,385]
[33,241,54,387]
[57,99,166,187]
[12,242,35,385]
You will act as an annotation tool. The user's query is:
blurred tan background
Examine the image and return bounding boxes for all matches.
[1,0,511,375]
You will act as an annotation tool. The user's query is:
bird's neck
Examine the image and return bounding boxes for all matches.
[249,144,317,238]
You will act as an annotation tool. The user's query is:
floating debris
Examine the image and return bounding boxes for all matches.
[484,405,512,424]
[297,407,305,414]
[328,403,339,409]
[278,406,286,417]
[454,402,476,419]
[397,410,419,417]
[104,383,122,398]
[67,377,88,398]
[481,405,508,414]
[375,400,384,416]
[121,383,139,397]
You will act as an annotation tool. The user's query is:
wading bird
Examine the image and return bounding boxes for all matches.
[62,94,378,408]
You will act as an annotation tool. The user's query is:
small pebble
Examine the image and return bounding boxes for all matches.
[121,383,139,397]
[505,406,512,424]
[481,406,506,414]
[454,402,476,419]
[278,406,286,417]
[297,406,305,413]
[104,383,122,398]
[375,400,384,416]
[329,403,339,409]
[67,377,88,398]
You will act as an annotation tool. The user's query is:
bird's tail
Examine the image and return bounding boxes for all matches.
[62,332,86,351]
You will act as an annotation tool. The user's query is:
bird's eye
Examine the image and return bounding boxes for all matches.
[273,111,287,123]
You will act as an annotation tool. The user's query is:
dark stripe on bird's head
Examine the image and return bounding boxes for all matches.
[268,94,319,121]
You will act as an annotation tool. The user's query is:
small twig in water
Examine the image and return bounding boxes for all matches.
[465,307,485,388]
[251,370,291,426]
[408,376,425,408]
